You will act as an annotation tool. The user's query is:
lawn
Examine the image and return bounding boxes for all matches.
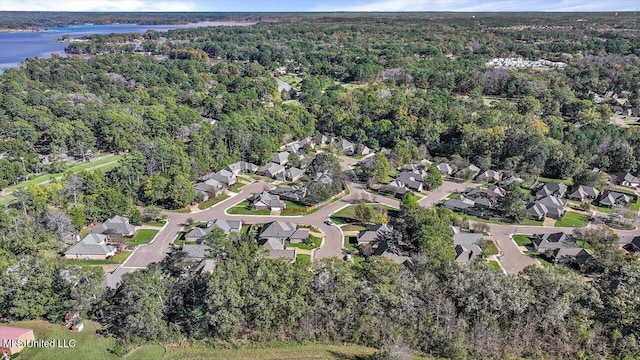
[229,181,248,193]
[287,236,322,250]
[483,240,499,256]
[173,232,185,246]
[344,236,358,251]
[555,212,590,228]
[594,206,615,214]
[296,254,312,267]
[126,345,166,359]
[487,260,502,271]
[126,229,159,246]
[461,214,543,227]
[4,320,382,360]
[5,320,118,360]
[576,240,593,250]
[331,203,392,223]
[341,224,366,232]
[143,220,166,227]
[198,194,230,210]
[64,251,132,265]
[513,234,532,246]
[537,176,573,186]
[227,201,271,215]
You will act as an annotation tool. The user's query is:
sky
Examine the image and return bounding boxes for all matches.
[0,0,637,12]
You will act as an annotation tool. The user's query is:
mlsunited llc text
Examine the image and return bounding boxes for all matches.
[2,338,76,348]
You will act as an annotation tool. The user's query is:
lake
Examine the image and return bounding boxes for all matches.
[0,21,255,72]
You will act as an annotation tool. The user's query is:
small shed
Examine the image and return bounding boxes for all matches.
[71,322,84,332]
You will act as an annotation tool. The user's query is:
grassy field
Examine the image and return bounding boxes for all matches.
[537,176,573,186]
[483,240,499,256]
[126,229,159,246]
[3,320,388,360]
[341,224,366,232]
[331,203,391,223]
[173,232,185,246]
[576,240,593,250]
[513,234,532,246]
[229,180,249,193]
[555,212,590,228]
[143,220,167,227]
[488,260,502,271]
[198,194,230,210]
[227,201,271,215]
[64,250,132,265]
[462,214,543,227]
[296,254,312,267]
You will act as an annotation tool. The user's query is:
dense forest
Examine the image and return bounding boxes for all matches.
[1,12,640,359]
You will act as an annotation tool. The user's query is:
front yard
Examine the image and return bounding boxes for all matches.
[198,194,230,210]
[513,234,532,246]
[343,236,358,252]
[286,236,322,250]
[227,200,271,215]
[483,240,499,256]
[126,229,159,246]
[65,250,132,265]
[555,211,590,228]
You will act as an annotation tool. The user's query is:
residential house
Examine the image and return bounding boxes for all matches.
[454,164,481,180]
[286,143,301,154]
[531,232,575,252]
[598,191,630,208]
[184,219,243,242]
[92,215,136,236]
[337,139,356,155]
[258,221,299,261]
[195,179,225,200]
[621,173,640,188]
[355,144,371,156]
[0,326,35,355]
[453,230,484,263]
[568,185,600,202]
[192,259,217,275]
[313,171,333,185]
[211,169,237,186]
[256,162,286,178]
[64,233,117,260]
[313,134,329,147]
[225,161,258,175]
[476,169,503,183]
[276,167,305,182]
[443,197,475,212]
[289,228,310,243]
[464,186,505,209]
[270,185,307,203]
[182,244,212,261]
[356,224,391,245]
[380,147,392,156]
[395,170,425,192]
[272,151,290,165]
[551,247,597,273]
[536,182,568,200]
[436,163,456,176]
[298,137,315,149]
[252,191,286,211]
[527,196,566,220]
[380,181,409,198]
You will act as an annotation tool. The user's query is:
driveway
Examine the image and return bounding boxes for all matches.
[418,181,479,208]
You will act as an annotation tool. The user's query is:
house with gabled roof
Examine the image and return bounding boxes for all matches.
[598,191,630,208]
[195,179,225,200]
[536,182,568,200]
[551,247,597,273]
[356,224,391,245]
[257,162,286,178]
[184,219,243,242]
[211,169,237,186]
[621,173,640,188]
[395,170,425,192]
[225,161,258,175]
[313,134,329,147]
[65,233,117,259]
[476,169,503,183]
[453,229,483,263]
[272,151,290,165]
[258,221,300,261]
[527,196,566,220]
[531,232,575,252]
[252,191,286,211]
[182,244,212,261]
[337,139,356,155]
[568,185,600,202]
[443,197,475,212]
[436,163,456,176]
[92,215,136,236]
[276,167,305,182]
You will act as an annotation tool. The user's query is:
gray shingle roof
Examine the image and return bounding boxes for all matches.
[259,221,297,239]
[182,244,212,259]
[65,233,116,256]
[92,216,136,235]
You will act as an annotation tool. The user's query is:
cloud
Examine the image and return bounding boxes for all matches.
[1,0,197,12]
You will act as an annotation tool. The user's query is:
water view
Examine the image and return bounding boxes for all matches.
[0,21,254,71]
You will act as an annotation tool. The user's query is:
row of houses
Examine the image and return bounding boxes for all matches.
[444,185,507,214]
[436,162,504,183]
